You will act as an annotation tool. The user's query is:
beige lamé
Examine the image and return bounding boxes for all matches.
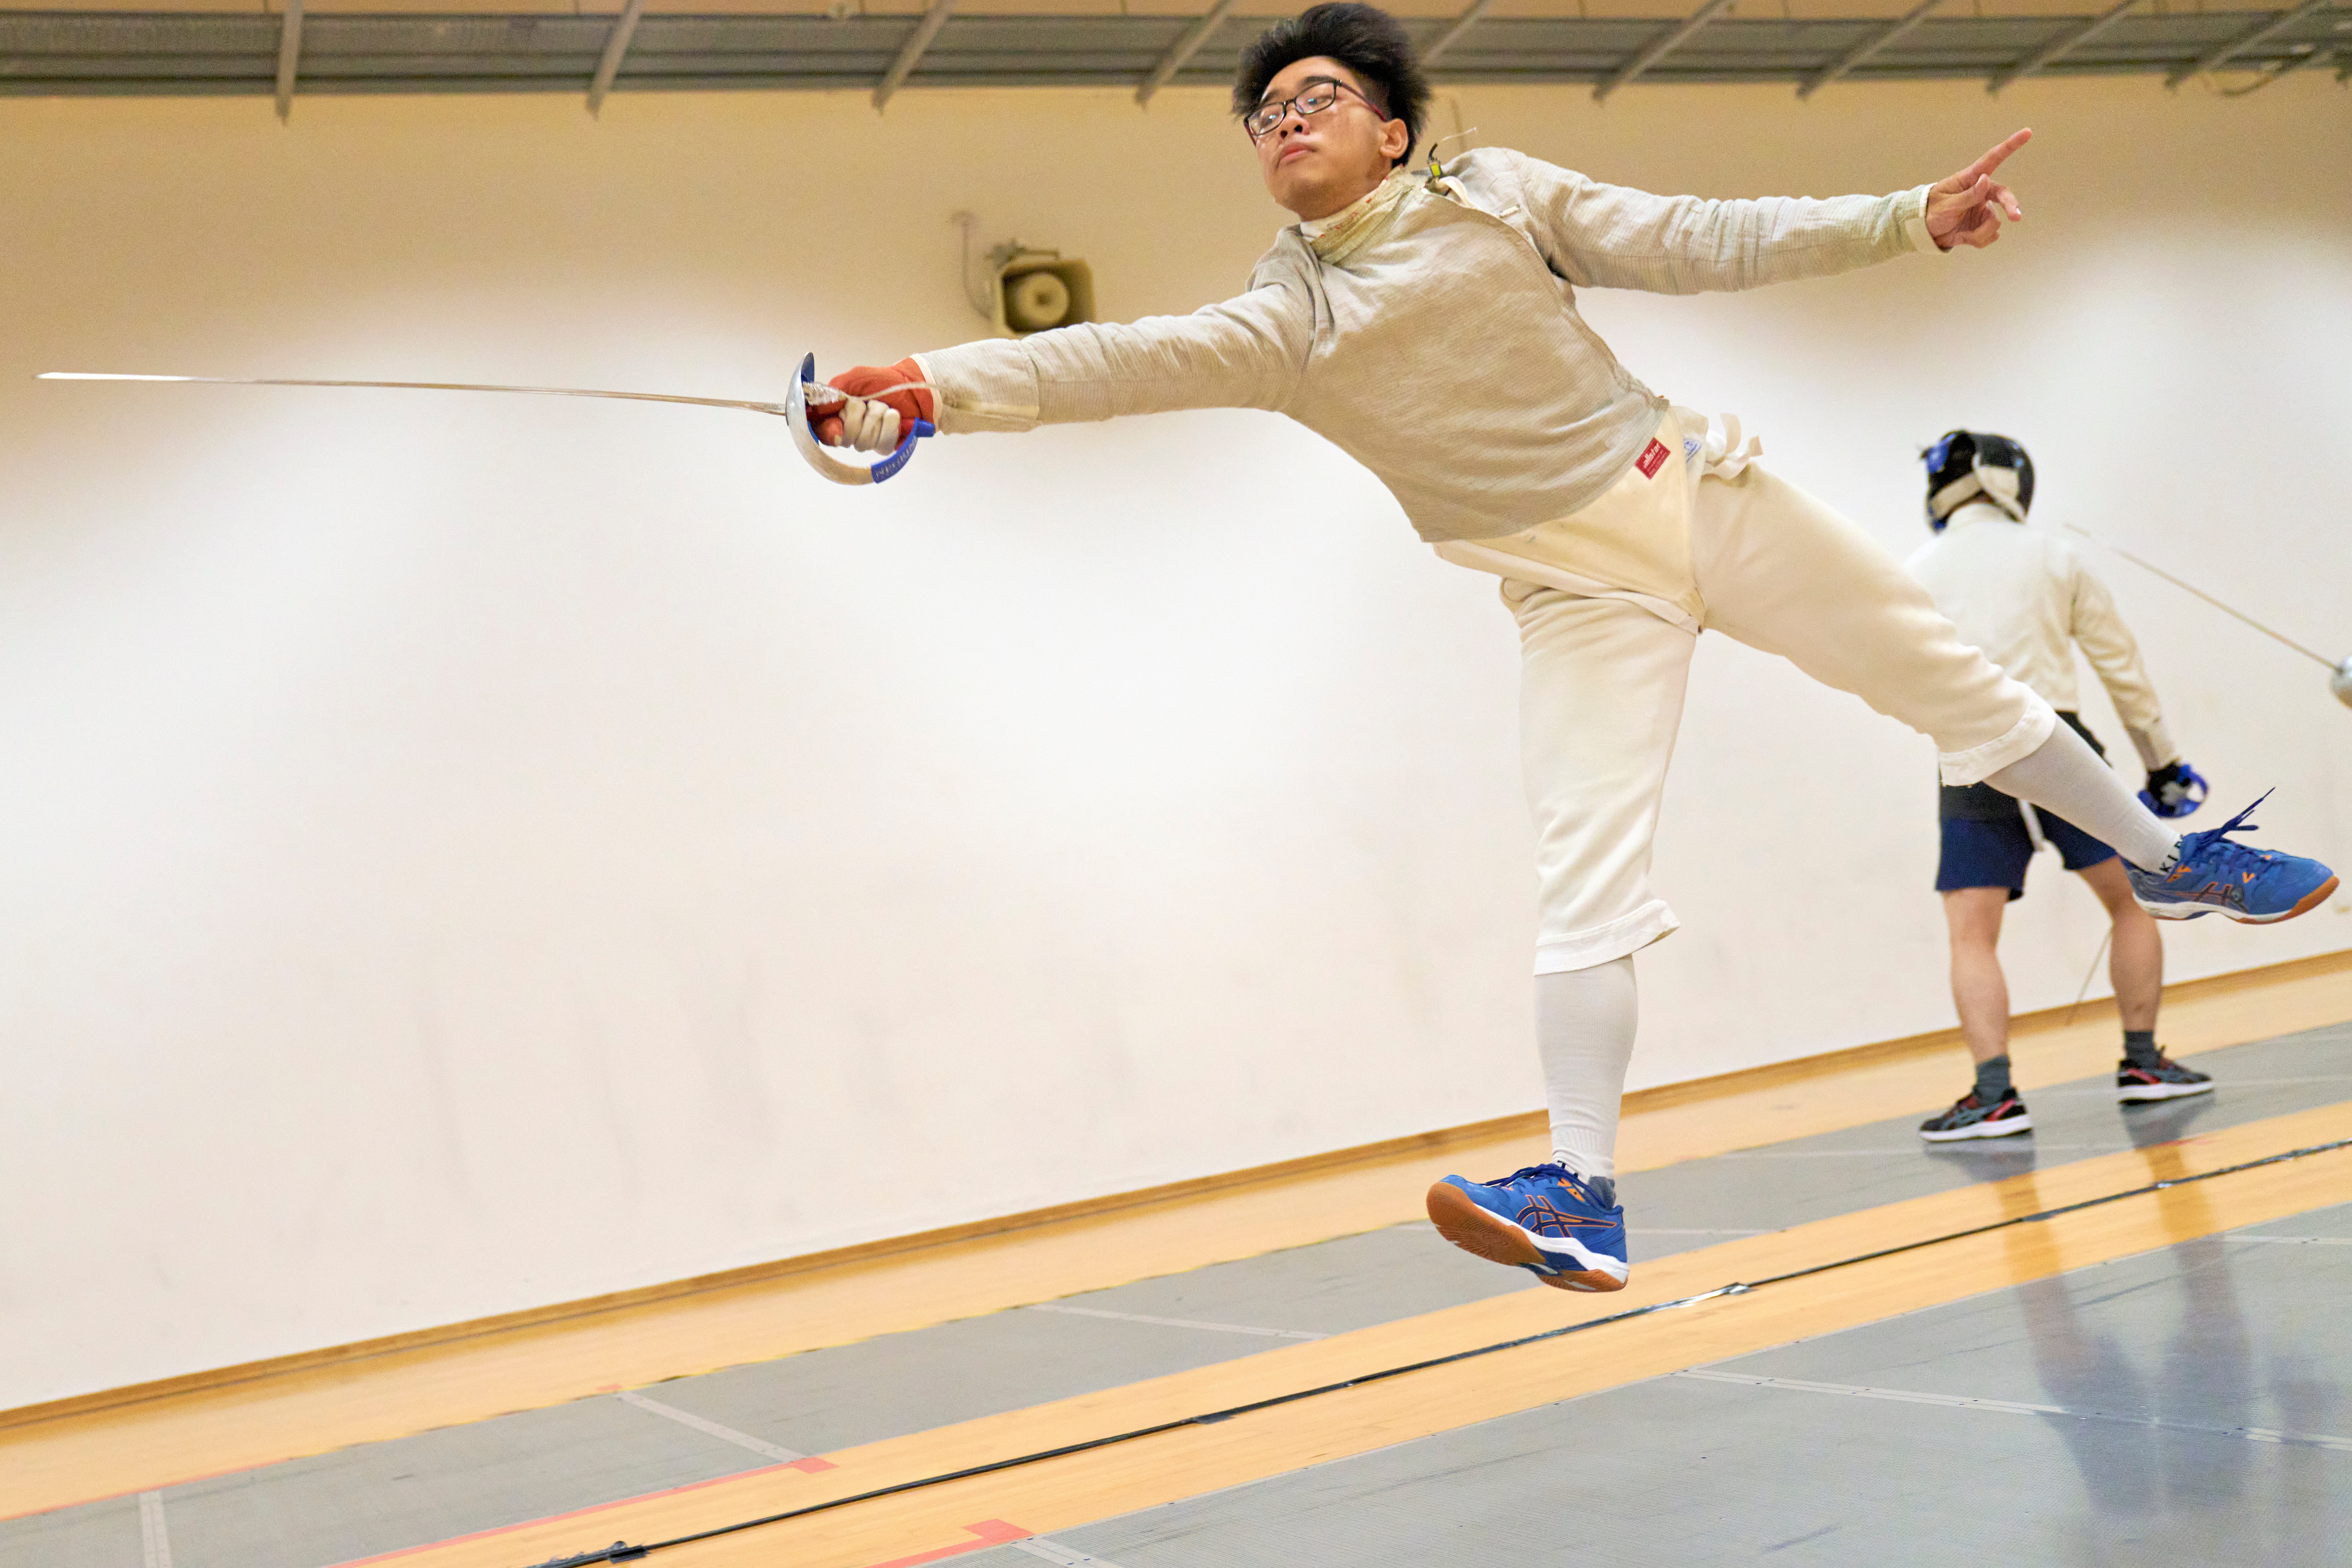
[916,147,1935,548]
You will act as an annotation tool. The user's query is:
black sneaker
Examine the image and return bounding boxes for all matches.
[1919,1087,2033,1142]
[2117,1055,2214,1102]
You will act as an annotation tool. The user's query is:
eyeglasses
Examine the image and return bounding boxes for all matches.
[1245,78,1386,141]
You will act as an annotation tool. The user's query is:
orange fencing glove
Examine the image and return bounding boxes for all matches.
[814,358,936,452]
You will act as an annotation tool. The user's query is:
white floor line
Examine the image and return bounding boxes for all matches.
[613,1390,813,1463]
[1721,1144,2128,1157]
[1011,1536,1131,1566]
[1628,1227,1768,1236]
[138,1490,172,1568]
[1674,1369,2352,1454]
[2227,1234,2352,1246]
[1026,1304,1326,1340]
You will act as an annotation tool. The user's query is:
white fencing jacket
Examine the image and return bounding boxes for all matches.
[917,149,1935,545]
[1906,501,2178,769]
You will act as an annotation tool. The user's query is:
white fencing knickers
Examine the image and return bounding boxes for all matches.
[1466,411,2056,976]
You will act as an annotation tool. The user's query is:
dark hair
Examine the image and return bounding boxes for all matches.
[1233,4,1431,169]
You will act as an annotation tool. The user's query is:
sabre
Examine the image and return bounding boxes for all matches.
[2063,523,2352,709]
[36,353,932,487]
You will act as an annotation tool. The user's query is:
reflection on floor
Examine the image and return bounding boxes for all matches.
[969,1202,2352,1568]
[5,1022,2345,1568]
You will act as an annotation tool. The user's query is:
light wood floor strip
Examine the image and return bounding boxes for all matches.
[322,1100,2352,1568]
[6,955,2343,1519]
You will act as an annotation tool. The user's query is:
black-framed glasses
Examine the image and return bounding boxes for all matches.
[1245,78,1385,141]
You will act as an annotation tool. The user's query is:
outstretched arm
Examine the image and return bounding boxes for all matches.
[816,277,1312,449]
[1498,130,2032,295]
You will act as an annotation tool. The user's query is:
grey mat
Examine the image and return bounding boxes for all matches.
[641,1300,1318,1459]
[8,1022,2340,1568]
[1615,1021,2352,1260]
[0,1495,140,1568]
[972,1201,2352,1568]
[159,1394,766,1568]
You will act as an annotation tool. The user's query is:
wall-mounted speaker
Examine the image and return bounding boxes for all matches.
[998,256,1095,336]
[954,213,1095,339]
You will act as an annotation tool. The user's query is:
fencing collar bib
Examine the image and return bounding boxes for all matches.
[1299,169,1420,264]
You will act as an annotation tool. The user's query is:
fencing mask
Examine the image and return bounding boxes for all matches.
[1925,430,2035,528]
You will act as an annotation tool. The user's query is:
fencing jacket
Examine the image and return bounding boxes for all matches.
[1906,501,2178,770]
[916,149,1936,546]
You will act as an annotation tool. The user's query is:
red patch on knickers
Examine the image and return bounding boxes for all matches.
[1635,437,1671,479]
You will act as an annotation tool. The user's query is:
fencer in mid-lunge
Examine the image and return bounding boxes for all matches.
[1906,432,2227,1146]
[813,4,2338,1293]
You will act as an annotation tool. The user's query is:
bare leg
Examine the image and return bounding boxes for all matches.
[2076,857,2162,1032]
[1942,886,2012,1065]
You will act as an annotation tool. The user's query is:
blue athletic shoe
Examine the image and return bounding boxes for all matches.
[1426,1163,1629,1292]
[2127,791,2339,923]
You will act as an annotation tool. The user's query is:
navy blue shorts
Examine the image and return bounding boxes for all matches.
[1937,810,2118,899]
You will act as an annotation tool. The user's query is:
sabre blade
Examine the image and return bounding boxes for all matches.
[38,371,801,417]
[42,363,935,487]
[2063,523,2335,671]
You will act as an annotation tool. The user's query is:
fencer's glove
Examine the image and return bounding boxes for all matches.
[814,358,935,453]
[2139,761,2210,820]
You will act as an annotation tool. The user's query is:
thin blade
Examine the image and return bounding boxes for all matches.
[2063,523,2333,669]
[34,371,845,415]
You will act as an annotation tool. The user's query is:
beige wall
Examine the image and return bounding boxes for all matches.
[2,70,2347,1405]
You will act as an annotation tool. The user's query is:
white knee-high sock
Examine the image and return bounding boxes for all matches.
[1983,724,2181,872]
[1537,956,1639,1181]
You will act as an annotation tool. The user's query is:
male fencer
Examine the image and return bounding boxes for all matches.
[812,3,2338,1292]
[1907,433,2220,1144]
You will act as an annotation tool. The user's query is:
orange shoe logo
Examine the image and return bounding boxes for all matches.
[1517,1196,1613,1237]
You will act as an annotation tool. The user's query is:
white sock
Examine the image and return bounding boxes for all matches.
[1984,724,2181,872]
[1537,956,1639,1182]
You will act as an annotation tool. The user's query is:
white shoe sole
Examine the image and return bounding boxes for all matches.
[1920,1109,2033,1142]
[1425,1181,1630,1292]
[2136,873,2340,924]
[2119,1078,2216,1102]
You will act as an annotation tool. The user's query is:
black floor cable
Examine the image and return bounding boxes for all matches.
[526,1134,2352,1567]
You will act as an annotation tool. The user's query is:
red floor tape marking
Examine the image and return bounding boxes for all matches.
[862,1520,1033,1568]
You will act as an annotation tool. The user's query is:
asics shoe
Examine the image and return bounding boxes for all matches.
[1919,1087,2032,1142]
[2128,792,2337,923]
[1426,1163,1628,1292]
[2117,1054,2214,1102]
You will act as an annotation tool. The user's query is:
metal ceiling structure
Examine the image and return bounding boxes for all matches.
[0,3,2344,105]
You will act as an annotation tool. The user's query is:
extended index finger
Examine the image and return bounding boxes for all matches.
[1961,127,2034,184]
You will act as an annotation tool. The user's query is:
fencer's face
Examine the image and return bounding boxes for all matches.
[1249,57,1411,222]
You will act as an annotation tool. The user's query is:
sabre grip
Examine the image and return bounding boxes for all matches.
[812,358,934,454]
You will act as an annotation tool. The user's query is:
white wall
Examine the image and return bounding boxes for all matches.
[2,71,2346,1407]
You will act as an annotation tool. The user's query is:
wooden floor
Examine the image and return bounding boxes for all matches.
[3,950,2346,1529]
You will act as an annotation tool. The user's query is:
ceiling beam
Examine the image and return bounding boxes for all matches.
[874,0,954,110]
[1,9,2337,99]
[1137,0,1236,106]
[1421,0,1495,68]
[1595,0,1738,103]
[1798,0,1941,98]
[1987,0,2137,93]
[272,0,302,122]
[2164,0,2334,86]
[587,0,647,116]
